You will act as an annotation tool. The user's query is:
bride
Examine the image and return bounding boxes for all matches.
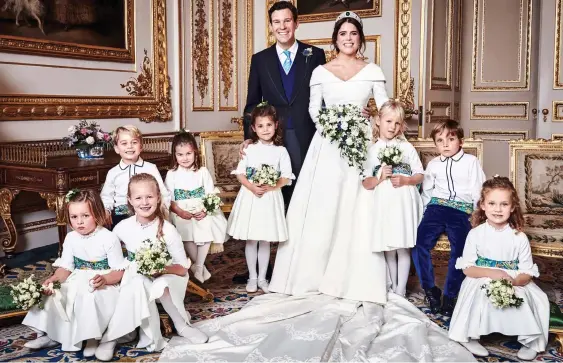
[159,12,475,362]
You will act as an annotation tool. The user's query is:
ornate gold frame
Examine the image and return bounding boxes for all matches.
[0,0,171,122]
[470,102,529,120]
[294,0,381,23]
[218,0,238,111]
[302,35,381,64]
[0,0,135,63]
[470,130,528,141]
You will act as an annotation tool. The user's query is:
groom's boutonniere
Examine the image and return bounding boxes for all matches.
[303,47,313,63]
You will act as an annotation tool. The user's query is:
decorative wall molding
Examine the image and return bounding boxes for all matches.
[395,0,412,99]
[470,102,529,120]
[454,102,460,121]
[303,36,381,64]
[552,101,563,121]
[0,0,171,122]
[470,130,528,141]
[555,0,563,88]
[553,133,563,140]
[0,218,56,236]
[429,0,453,90]
[471,0,532,91]
[455,0,462,91]
[218,0,238,111]
[428,102,451,122]
[192,0,214,111]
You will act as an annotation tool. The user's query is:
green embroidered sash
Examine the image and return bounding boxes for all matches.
[73,256,110,270]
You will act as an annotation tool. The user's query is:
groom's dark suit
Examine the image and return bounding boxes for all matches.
[244,41,326,204]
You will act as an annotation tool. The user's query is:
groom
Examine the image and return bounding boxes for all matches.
[242,1,326,204]
[234,1,326,283]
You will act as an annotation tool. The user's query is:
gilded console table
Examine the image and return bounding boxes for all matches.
[0,147,213,302]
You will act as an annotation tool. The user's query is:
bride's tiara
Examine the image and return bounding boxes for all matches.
[336,11,363,27]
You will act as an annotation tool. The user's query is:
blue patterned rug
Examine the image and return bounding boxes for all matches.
[1,242,563,362]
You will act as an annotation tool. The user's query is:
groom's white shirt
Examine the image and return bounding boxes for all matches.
[276,41,298,65]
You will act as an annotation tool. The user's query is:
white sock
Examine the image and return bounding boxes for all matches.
[195,243,211,267]
[159,288,188,332]
[184,241,198,265]
[384,251,398,292]
[245,240,258,280]
[396,248,411,296]
[257,241,271,281]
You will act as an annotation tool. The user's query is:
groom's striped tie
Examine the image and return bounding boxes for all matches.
[282,50,292,74]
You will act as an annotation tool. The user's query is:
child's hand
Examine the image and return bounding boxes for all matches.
[390,175,407,188]
[493,269,514,283]
[193,211,207,221]
[512,273,532,286]
[90,274,107,290]
[239,139,253,159]
[180,210,193,220]
[262,185,277,192]
[380,165,392,179]
[42,276,58,295]
[362,177,378,190]
[251,185,267,197]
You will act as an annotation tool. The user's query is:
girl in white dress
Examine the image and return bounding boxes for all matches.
[269,12,391,303]
[448,176,549,361]
[361,100,423,296]
[22,189,128,361]
[166,130,228,283]
[228,103,294,294]
[102,173,208,352]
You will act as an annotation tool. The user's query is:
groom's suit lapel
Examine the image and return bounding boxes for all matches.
[264,45,288,104]
[289,41,309,105]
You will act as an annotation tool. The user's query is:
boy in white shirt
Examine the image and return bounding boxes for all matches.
[101,125,171,228]
[412,120,486,316]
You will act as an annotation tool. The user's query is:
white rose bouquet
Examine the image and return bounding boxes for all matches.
[10,275,61,310]
[184,198,205,214]
[202,194,222,214]
[481,278,524,309]
[316,104,371,175]
[378,145,403,167]
[250,164,280,187]
[135,238,173,277]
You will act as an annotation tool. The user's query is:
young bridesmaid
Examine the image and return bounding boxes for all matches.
[102,173,208,352]
[23,189,128,361]
[166,130,228,283]
[361,100,424,296]
[449,176,549,360]
[227,103,294,293]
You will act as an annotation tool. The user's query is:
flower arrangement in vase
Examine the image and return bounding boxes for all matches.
[63,120,112,159]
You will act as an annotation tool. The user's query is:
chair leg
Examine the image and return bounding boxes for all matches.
[187,280,214,302]
[159,313,174,337]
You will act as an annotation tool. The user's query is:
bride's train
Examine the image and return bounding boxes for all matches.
[159,292,475,362]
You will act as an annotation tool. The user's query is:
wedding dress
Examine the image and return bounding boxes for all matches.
[158,64,476,362]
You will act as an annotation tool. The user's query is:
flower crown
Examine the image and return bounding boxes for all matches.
[336,11,363,27]
[65,189,80,203]
[257,100,269,108]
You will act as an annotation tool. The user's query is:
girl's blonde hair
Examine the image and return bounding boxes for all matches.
[471,176,525,232]
[113,125,143,144]
[127,173,169,239]
[373,99,407,140]
[65,189,111,228]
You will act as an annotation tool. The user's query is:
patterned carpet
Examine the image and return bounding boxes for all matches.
[1,241,563,362]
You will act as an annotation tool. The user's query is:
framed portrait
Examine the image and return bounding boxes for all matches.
[0,0,170,122]
[509,140,563,257]
[0,0,134,62]
[265,0,380,25]
[199,130,244,212]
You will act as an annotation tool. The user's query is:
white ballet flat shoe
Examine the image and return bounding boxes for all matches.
[193,265,205,283]
[83,339,98,357]
[517,346,537,361]
[24,335,58,350]
[95,340,116,361]
[246,278,258,293]
[461,340,489,357]
[258,279,270,293]
[203,265,211,281]
[178,326,209,344]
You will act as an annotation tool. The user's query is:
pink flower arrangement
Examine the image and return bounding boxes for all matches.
[63,120,112,149]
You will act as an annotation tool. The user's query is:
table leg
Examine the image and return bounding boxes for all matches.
[39,193,66,256]
[0,188,20,277]
[187,279,214,302]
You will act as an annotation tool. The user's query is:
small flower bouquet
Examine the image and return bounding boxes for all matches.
[378,145,403,167]
[135,238,173,277]
[184,198,205,214]
[481,278,524,309]
[316,104,371,175]
[250,164,280,187]
[10,275,61,310]
[202,194,222,214]
[63,120,112,150]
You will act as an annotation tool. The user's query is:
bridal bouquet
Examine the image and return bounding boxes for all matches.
[481,278,524,309]
[202,193,222,214]
[316,104,371,175]
[135,238,173,277]
[249,164,280,187]
[378,145,403,167]
[10,275,61,310]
